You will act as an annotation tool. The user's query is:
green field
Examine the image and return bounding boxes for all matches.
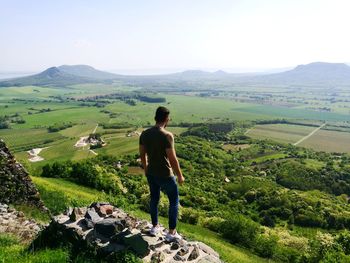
[1,84,350,170]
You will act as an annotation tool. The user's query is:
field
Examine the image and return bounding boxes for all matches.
[1,84,350,172]
[246,124,316,144]
[246,123,350,153]
[299,129,350,153]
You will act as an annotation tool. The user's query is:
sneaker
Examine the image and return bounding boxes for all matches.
[149,225,160,236]
[165,230,182,242]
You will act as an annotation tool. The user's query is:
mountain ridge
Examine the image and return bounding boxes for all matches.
[1,62,350,87]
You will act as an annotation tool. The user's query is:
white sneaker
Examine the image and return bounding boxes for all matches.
[165,230,182,242]
[149,226,160,236]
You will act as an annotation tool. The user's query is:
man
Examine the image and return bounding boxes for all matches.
[139,106,185,241]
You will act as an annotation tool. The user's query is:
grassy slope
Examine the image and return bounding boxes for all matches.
[31,176,269,263]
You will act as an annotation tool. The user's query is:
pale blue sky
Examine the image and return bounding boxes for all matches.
[1,0,350,73]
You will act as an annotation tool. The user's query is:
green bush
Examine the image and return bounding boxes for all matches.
[200,216,225,232]
[219,213,259,248]
[253,235,278,258]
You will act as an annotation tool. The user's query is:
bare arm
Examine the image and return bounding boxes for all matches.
[166,134,185,184]
[139,144,148,175]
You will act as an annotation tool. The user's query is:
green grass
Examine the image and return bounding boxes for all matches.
[304,159,325,169]
[32,177,269,262]
[0,233,68,263]
[248,153,288,164]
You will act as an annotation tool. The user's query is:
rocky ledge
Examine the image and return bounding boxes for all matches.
[32,202,222,263]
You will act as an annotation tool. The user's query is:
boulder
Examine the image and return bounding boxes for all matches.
[84,208,102,228]
[94,218,124,238]
[123,233,150,257]
[187,245,200,261]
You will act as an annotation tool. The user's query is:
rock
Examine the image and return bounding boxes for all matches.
[173,254,186,261]
[198,242,220,258]
[123,233,150,257]
[151,251,166,263]
[111,229,132,243]
[94,218,125,238]
[177,244,189,256]
[197,255,222,263]
[17,211,24,217]
[149,241,164,250]
[70,207,86,221]
[163,248,172,254]
[84,208,102,228]
[187,245,200,261]
[171,242,180,250]
[98,205,113,216]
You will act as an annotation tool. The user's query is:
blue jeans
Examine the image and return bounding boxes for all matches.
[146,174,179,229]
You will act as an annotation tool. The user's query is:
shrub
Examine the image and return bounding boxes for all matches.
[253,234,278,258]
[200,216,225,232]
[219,213,259,248]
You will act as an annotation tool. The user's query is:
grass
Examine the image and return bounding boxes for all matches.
[0,233,68,263]
[304,159,325,169]
[31,176,269,263]
[248,153,288,164]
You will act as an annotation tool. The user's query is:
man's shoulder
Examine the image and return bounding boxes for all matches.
[162,129,173,138]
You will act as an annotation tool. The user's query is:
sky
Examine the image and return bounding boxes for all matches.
[1,0,350,74]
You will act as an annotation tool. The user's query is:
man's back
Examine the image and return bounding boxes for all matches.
[139,126,173,177]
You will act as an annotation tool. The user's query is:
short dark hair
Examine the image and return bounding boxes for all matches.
[155,106,170,123]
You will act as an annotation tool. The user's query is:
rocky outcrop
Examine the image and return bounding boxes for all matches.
[0,203,43,243]
[32,202,222,262]
[0,139,45,209]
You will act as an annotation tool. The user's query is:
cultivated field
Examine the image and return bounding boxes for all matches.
[246,124,316,144]
[246,123,350,153]
[300,129,350,153]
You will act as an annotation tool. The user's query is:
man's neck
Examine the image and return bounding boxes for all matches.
[155,122,166,129]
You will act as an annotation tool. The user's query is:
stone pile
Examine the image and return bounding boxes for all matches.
[0,139,45,209]
[0,203,42,242]
[33,202,222,263]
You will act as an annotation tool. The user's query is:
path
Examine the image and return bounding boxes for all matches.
[293,123,326,146]
[92,124,99,134]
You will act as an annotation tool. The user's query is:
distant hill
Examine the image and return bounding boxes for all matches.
[245,62,350,86]
[0,65,117,87]
[58,65,120,79]
[2,62,350,88]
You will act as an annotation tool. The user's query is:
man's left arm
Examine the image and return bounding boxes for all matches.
[139,144,148,175]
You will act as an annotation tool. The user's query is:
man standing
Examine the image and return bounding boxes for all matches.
[139,106,185,241]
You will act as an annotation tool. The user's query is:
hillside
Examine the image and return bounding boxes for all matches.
[0,66,114,87]
[2,62,350,88]
[58,64,120,79]
[247,62,350,86]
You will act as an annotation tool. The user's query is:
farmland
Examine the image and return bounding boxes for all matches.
[1,83,350,173]
[246,123,350,153]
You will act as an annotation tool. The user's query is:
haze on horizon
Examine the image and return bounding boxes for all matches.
[1,0,350,75]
